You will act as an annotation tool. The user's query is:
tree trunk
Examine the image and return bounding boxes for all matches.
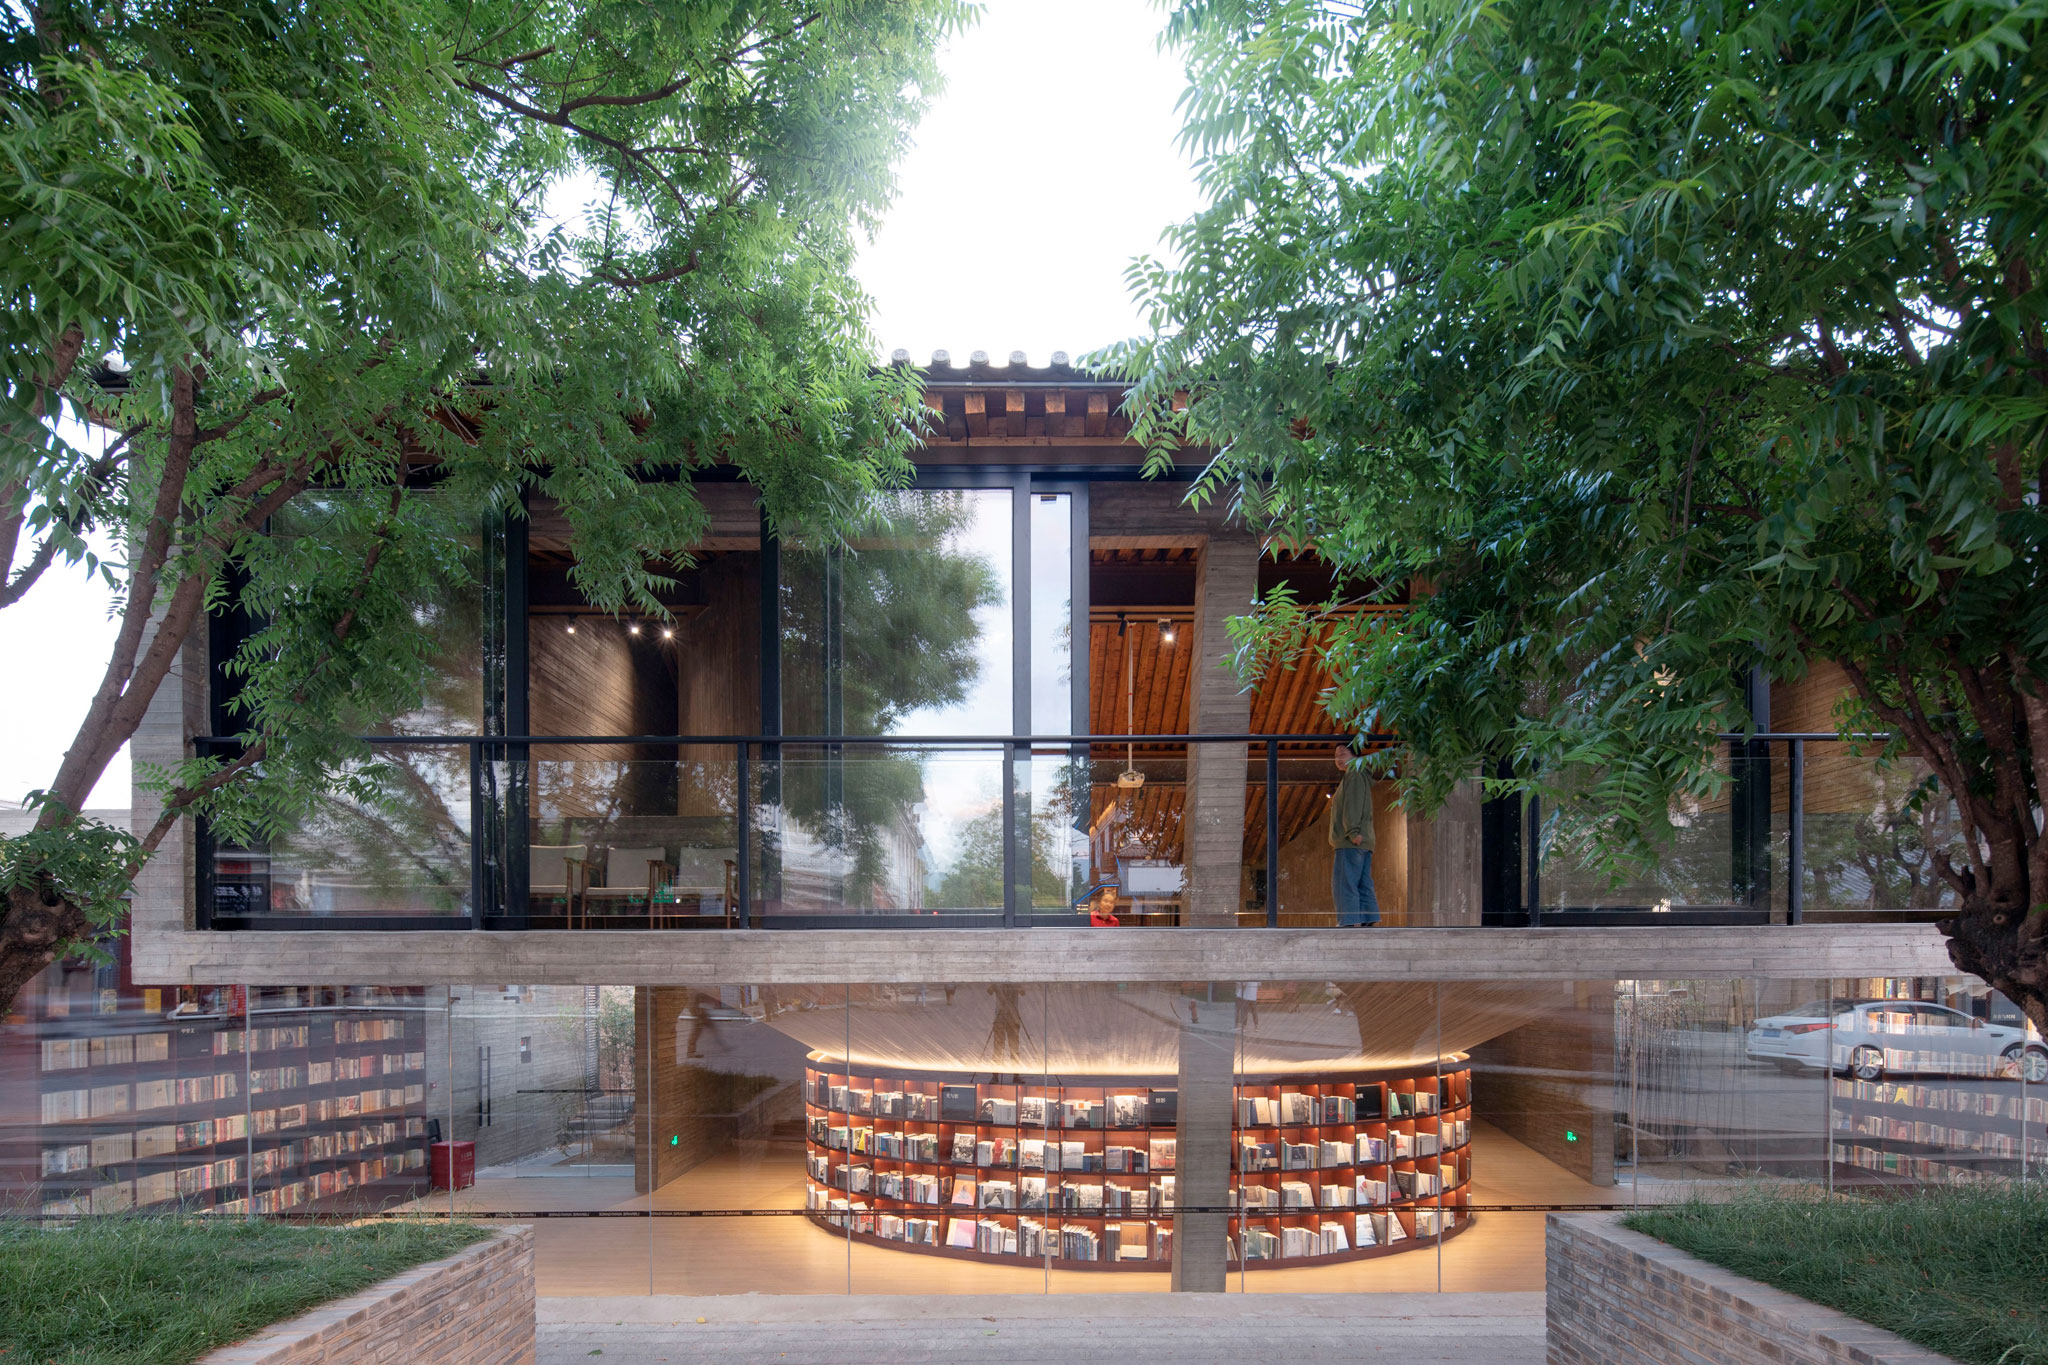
[0,884,88,1016]
[1939,903,2048,1037]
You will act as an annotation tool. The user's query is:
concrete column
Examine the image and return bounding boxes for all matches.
[1406,777,1484,926]
[1182,536,1259,928]
[1170,991,1237,1291]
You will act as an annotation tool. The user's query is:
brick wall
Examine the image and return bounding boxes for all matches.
[199,1225,535,1365]
[1546,1213,1958,1365]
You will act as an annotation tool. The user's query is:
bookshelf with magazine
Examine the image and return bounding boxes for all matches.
[28,978,432,1219]
[1828,1072,2048,1187]
[801,1058,1472,1271]
[1229,1064,1474,1266]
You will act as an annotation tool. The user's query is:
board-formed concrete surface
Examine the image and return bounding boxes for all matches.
[132,920,1953,987]
[534,1292,1547,1363]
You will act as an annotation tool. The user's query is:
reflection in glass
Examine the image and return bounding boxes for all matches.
[773,490,1013,917]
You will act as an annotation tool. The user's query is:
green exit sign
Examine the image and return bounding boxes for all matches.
[1565,1129,1579,1142]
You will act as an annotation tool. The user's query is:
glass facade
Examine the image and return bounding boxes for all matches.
[10,969,2039,1294]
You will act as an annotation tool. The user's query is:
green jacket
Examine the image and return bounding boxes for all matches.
[1328,763,1375,851]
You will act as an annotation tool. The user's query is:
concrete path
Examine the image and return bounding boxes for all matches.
[537,1292,1548,1363]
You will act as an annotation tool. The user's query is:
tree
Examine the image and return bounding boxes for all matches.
[1113,0,2048,1028]
[0,0,971,1012]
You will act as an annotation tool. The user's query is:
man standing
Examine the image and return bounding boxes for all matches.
[1329,743,1381,926]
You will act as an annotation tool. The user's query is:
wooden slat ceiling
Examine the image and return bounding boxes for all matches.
[1089,614,1398,740]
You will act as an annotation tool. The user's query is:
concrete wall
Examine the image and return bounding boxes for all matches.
[1546,1213,1957,1365]
[419,987,597,1170]
[198,1225,535,1365]
[1470,982,1617,1187]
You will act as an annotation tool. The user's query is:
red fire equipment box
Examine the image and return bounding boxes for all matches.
[430,1140,475,1191]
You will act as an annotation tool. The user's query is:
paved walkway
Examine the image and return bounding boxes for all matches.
[537,1292,1548,1363]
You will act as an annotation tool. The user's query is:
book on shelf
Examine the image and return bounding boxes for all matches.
[979,1097,1018,1125]
[941,1085,977,1120]
[851,1126,875,1155]
[1354,1213,1377,1247]
[1061,1099,1100,1129]
[1321,1094,1356,1124]
[1057,1181,1105,1213]
[1238,1095,1277,1127]
[1105,1181,1145,1213]
[827,1125,850,1151]
[1280,1179,1314,1209]
[851,1088,874,1115]
[1356,1084,1385,1120]
[1280,1092,1316,1125]
[1355,1176,1387,1205]
[1241,1182,1278,1210]
[829,1084,849,1111]
[1367,1211,1407,1244]
[1359,1135,1387,1164]
[1415,1208,1446,1237]
[1019,1095,1048,1127]
[951,1178,977,1207]
[1318,1139,1354,1167]
[876,1090,905,1117]
[1114,1224,1151,1261]
[1413,1131,1441,1157]
[847,1164,873,1193]
[1105,1144,1147,1174]
[1020,1138,1049,1171]
[1239,1140,1279,1172]
[1241,1227,1280,1260]
[946,1216,977,1248]
[1109,1094,1148,1128]
[1320,1183,1355,1209]
[1020,1176,1048,1210]
[1061,1140,1096,1172]
[1148,1137,1177,1170]
[1393,1169,1442,1198]
[1281,1142,1316,1170]
[1149,1175,1176,1211]
[978,1179,1016,1210]
[950,1133,977,1164]
[1149,1089,1178,1125]
[1392,1130,1414,1159]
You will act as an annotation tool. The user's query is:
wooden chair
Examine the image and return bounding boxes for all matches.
[668,849,740,927]
[528,844,589,924]
[580,846,672,929]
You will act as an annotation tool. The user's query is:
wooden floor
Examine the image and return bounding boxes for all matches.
[401,1121,1615,1296]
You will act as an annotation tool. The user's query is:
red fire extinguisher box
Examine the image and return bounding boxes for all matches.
[430,1140,476,1191]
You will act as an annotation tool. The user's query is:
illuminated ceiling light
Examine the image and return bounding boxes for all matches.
[565,617,578,636]
[628,622,641,637]
[1159,618,1176,645]
[661,627,674,640]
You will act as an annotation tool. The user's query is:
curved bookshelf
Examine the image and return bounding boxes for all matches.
[801,1056,1473,1270]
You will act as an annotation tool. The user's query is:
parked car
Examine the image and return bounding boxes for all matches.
[1746,999,2047,1082]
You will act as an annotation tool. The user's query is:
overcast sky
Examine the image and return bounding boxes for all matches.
[0,0,1199,811]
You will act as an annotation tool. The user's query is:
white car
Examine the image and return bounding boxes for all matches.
[1746,999,2047,1083]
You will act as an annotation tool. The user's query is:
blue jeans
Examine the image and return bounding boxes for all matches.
[1333,846,1381,926]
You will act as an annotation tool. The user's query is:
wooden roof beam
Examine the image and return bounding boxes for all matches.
[963,391,987,438]
[1086,392,1109,436]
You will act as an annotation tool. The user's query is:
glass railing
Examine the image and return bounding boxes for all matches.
[195,732,1949,929]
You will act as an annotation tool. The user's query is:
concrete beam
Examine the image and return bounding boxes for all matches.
[130,923,1956,988]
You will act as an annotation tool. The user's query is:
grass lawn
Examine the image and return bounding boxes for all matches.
[1623,1186,2048,1365]
[0,1216,491,1365]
